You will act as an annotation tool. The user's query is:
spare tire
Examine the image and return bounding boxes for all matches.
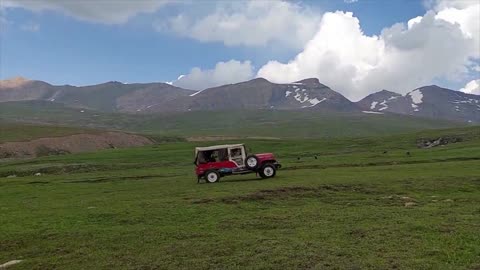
[245,155,259,170]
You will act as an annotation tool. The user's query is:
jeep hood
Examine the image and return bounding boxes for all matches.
[254,153,276,160]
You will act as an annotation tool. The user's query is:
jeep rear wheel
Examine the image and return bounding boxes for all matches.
[205,171,220,183]
[245,155,259,170]
[259,164,276,179]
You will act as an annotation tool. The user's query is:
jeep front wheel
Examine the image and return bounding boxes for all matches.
[205,171,220,183]
[259,164,276,179]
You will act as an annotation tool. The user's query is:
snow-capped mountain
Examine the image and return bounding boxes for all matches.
[356,85,480,123]
[2,77,479,123]
[145,78,358,112]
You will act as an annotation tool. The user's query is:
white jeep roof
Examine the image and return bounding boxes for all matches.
[195,144,244,154]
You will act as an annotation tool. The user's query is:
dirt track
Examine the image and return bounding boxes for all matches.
[0,132,154,158]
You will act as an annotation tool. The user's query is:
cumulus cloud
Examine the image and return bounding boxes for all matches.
[157,1,321,49]
[258,1,480,101]
[434,0,480,58]
[2,0,170,24]
[460,79,480,95]
[172,60,254,90]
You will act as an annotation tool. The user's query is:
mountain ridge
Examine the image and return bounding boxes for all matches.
[356,85,480,123]
[1,76,478,123]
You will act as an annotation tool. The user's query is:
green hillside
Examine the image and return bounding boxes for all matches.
[0,101,467,139]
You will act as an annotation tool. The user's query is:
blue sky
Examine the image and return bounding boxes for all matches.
[1,0,479,99]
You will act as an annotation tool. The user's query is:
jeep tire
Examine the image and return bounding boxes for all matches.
[259,164,276,179]
[205,170,220,183]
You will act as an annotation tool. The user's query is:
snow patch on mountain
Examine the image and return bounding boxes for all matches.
[378,100,389,111]
[46,90,62,102]
[309,97,326,106]
[408,89,423,104]
[302,98,326,108]
[371,96,398,111]
[411,103,419,112]
[362,111,384,114]
[189,90,203,97]
[285,85,328,108]
[294,92,309,103]
[452,98,480,104]
[292,87,310,103]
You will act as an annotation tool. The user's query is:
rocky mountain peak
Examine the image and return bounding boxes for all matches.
[378,89,401,96]
[294,78,320,85]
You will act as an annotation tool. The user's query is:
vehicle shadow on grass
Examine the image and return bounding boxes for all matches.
[216,176,280,184]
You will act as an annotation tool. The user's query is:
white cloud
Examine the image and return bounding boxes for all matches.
[407,16,423,29]
[258,1,480,101]
[2,0,170,24]
[460,79,480,95]
[432,0,477,10]
[157,1,321,49]
[344,0,359,3]
[172,60,254,90]
[434,0,480,58]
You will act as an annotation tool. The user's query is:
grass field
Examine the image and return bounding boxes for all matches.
[1,126,480,269]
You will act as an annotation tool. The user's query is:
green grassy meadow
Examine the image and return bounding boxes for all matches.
[1,126,479,269]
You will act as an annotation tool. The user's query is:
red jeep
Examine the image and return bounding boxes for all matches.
[194,144,281,183]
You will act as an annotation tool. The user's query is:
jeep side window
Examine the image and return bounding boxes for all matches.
[217,149,228,161]
[206,151,216,162]
[197,151,208,164]
[231,148,242,157]
[198,149,229,164]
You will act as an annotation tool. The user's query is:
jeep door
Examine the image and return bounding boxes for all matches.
[228,146,246,167]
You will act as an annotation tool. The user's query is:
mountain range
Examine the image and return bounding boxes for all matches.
[1,76,479,123]
[357,86,480,123]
